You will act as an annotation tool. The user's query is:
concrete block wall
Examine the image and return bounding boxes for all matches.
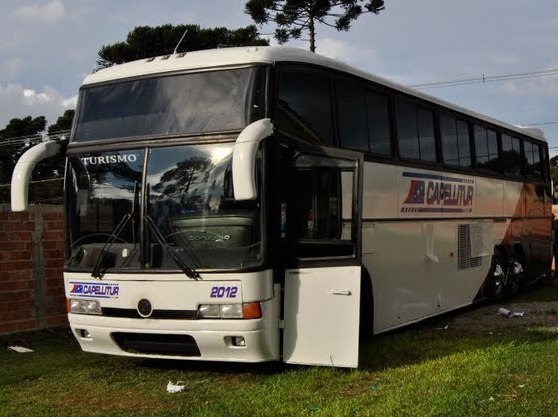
[0,205,67,335]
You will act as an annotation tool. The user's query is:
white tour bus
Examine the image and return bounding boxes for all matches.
[12,46,552,368]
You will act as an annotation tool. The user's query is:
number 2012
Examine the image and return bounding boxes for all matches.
[210,286,238,298]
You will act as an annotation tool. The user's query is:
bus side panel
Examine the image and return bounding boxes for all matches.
[364,220,493,332]
[360,161,549,333]
[476,176,504,218]
[361,162,398,219]
[362,163,493,332]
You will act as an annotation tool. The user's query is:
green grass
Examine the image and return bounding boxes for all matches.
[3,280,558,417]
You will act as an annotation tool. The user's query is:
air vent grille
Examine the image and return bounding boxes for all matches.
[457,224,481,270]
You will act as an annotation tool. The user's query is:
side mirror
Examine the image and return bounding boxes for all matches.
[232,118,273,200]
[11,141,62,212]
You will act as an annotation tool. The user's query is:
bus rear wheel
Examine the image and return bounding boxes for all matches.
[505,257,523,297]
[489,250,524,300]
[489,251,506,300]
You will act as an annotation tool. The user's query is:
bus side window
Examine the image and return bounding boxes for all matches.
[292,154,356,259]
[474,124,500,173]
[336,76,392,157]
[441,114,471,168]
[366,91,392,156]
[395,97,436,163]
[501,134,521,177]
[524,140,542,178]
[276,64,334,147]
[337,77,369,152]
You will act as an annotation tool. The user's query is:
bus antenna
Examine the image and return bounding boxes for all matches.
[173,29,188,55]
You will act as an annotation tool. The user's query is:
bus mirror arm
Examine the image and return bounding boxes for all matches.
[232,118,273,201]
[11,140,63,212]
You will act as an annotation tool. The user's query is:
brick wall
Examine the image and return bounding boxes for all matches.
[0,205,67,335]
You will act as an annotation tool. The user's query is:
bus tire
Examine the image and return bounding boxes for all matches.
[489,250,506,301]
[505,251,523,297]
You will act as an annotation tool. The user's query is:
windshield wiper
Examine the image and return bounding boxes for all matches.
[144,215,201,279]
[91,182,138,279]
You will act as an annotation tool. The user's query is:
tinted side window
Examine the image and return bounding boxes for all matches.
[501,134,522,177]
[366,91,391,156]
[336,76,392,156]
[525,140,542,178]
[337,77,369,151]
[396,98,419,159]
[396,97,437,162]
[417,108,436,162]
[457,120,472,167]
[276,65,334,146]
[441,114,471,168]
[474,125,500,173]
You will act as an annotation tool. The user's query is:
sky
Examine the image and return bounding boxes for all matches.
[1,0,558,154]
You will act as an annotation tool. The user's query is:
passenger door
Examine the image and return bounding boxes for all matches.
[282,147,362,368]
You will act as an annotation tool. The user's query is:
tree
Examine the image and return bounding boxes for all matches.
[36,109,76,183]
[0,116,46,139]
[48,109,74,135]
[97,24,269,69]
[245,0,384,52]
[0,116,46,184]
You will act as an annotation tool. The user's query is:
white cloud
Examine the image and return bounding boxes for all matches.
[0,83,76,128]
[23,89,51,105]
[13,0,66,24]
[501,74,558,98]
[62,95,78,109]
[3,58,23,77]
[317,37,381,70]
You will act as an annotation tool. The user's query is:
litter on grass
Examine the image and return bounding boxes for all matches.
[7,345,34,353]
[167,381,185,393]
[498,307,524,318]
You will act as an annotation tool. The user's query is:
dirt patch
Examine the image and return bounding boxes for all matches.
[427,279,558,337]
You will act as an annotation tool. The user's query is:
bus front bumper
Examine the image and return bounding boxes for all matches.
[69,314,279,363]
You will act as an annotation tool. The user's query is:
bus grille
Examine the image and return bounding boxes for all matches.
[102,308,198,320]
[112,332,201,356]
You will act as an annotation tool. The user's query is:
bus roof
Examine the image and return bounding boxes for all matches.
[83,46,546,143]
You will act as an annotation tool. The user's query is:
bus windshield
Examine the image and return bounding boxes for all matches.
[73,67,264,142]
[65,143,262,273]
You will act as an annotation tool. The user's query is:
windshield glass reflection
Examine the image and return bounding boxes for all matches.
[65,144,262,272]
[65,150,144,271]
[147,144,262,269]
[74,68,260,141]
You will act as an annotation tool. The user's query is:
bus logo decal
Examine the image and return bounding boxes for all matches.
[401,172,474,214]
[69,281,120,298]
[80,154,138,166]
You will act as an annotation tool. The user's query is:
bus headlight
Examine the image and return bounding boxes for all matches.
[69,299,102,315]
[220,304,243,318]
[198,302,261,319]
[198,304,221,318]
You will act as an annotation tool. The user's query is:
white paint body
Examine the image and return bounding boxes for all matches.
[11,46,549,368]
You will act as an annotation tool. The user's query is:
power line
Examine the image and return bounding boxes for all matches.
[411,68,558,90]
